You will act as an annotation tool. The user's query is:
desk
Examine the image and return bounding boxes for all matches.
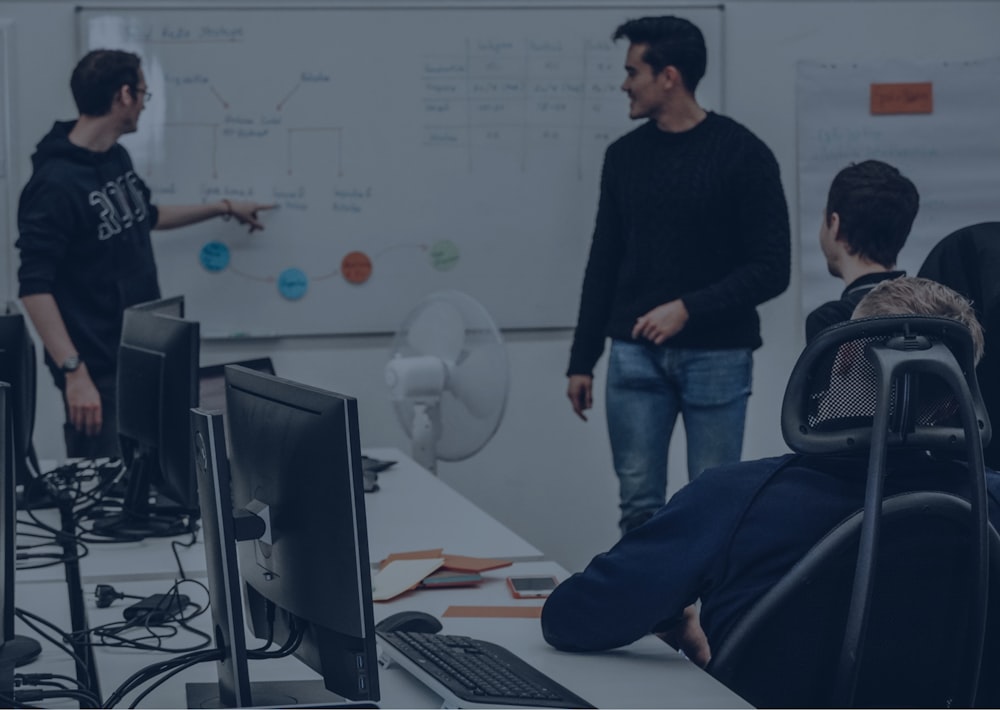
[13,448,749,708]
[362,448,543,563]
[19,449,540,586]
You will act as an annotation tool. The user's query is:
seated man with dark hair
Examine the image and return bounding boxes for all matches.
[542,277,998,671]
[806,160,919,342]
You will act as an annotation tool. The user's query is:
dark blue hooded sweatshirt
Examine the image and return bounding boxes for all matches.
[16,120,161,385]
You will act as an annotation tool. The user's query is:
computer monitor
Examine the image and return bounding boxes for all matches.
[185,366,379,706]
[198,357,275,415]
[0,384,42,678]
[93,297,199,538]
[128,294,185,318]
[0,302,42,502]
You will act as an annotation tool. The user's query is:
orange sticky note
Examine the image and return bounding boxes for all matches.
[443,605,543,619]
[870,82,933,115]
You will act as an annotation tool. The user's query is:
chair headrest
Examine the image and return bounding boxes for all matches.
[782,315,991,456]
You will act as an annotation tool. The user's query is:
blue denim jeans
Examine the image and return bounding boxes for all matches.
[606,340,753,533]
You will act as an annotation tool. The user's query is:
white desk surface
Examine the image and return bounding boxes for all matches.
[13,448,749,708]
[19,448,540,585]
[362,448,542,563]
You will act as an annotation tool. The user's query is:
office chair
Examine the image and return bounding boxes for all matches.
[708,315,999,708]
[918,222,1000,470]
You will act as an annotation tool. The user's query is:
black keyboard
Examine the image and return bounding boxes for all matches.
[377,630,593,708]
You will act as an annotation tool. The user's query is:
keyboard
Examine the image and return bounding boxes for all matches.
[377,630,594,708]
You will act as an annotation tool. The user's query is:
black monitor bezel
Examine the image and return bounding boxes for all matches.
[128,295,184,318]
[197,357,275,418]
[118,303,199,512]
[0,384,41,677]
[0,303,39,492]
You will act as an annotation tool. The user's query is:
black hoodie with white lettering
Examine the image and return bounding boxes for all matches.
[16,120,161,384]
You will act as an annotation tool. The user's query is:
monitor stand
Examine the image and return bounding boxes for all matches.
[16,475,58,511]
[0,635,42,667]
[0,656,12,703]
[15,446,58,510]
[185,679,376,708]
[88,451,190,538]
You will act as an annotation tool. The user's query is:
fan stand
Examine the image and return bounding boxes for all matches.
[410,402,438,474]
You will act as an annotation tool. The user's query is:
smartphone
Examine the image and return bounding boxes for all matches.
[506,575,559,599]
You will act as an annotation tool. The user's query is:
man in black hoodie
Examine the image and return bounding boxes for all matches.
[17,49,275,459]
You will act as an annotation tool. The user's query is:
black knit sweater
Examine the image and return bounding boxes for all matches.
[567,113,791,376]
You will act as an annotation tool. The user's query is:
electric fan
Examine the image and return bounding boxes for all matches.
[384,291,508,473]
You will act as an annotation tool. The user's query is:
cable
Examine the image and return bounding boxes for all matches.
[16,671,91,691]
[247,597,278,653]
[89,621,186,653]
[11,610,104,706]
[0,690,36,709]
[84,579,212,653]
[14,525,59,545]
[247,613,304,660]
[14,687,101,706]
[13,674,101,707]
[102,648,222,708]
[94,584,143,609]
[15,505,91,570]
[14,608,93,676]
[89,610,211,654]
[125,652,217,708]
[169,529,199,580]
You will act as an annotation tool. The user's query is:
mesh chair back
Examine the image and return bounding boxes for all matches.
[781,315,990,456]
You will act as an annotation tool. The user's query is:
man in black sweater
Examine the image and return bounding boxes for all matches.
[805,159,919,342]
[566,16,790,533]
[17,49,275,459]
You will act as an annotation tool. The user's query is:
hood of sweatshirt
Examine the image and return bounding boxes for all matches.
[31,120,127,175]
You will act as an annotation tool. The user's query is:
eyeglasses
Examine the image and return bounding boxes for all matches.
[133,86,152,102]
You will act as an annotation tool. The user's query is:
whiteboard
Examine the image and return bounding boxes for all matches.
[797,57,1000,317]
[77,4,723,337]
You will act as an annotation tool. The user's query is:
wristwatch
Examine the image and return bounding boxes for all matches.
[60,355,81,373]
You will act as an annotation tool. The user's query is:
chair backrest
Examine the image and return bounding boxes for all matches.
[709,315,996,707]
[709,491,1000,708]
[918,222,1000,470]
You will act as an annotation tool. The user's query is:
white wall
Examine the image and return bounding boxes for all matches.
[3,0,999,573]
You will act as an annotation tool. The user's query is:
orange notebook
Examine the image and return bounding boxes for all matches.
[380,549,512,573]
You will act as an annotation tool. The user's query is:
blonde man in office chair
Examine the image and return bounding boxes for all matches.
[544,277,997,671]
